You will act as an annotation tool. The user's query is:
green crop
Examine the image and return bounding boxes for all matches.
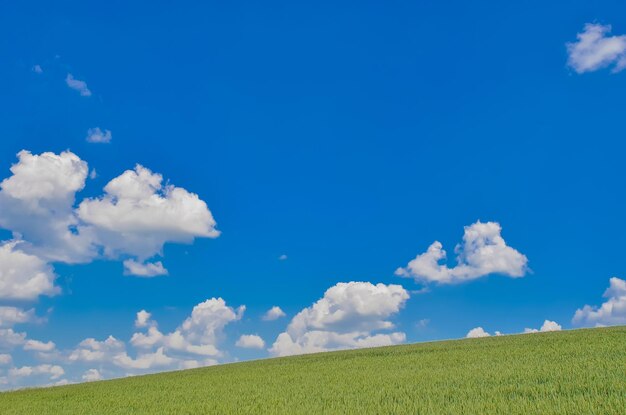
[1,326,624,414]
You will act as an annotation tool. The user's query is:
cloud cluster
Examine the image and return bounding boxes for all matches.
[523,320,562,334]
[572,277,626,327]
[129,298,244,364]
[0,150,219,300]
[269,282,409,357]
[396,221,528,284]
[0,150,224,388]
[567,23,626,73]
[466,320,561,338]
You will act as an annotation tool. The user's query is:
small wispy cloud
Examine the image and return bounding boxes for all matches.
[567,23,626,73]
[262,306,286,321]
[86,127,112,144]
[66,73,91,96]
[278,254,288,261]
[32,65,43,74]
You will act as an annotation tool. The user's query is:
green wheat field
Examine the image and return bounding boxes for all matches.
[1,326,624,414]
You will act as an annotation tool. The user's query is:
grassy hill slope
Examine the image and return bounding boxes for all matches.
[1,326,625,414]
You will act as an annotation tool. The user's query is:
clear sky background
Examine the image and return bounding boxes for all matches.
[1,0,626,388]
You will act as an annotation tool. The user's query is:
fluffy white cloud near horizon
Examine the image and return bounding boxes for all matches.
[467,320,562,338]
[395,221,528,285]
[567,23,626,73]
[466,327,491,338]
[572,277,626,327]
[523,320,562,334]
[130,298,244,359]
[236,334,265,349]
[269,281,409,357]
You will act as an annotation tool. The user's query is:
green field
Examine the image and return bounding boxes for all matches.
[1,326,625,414]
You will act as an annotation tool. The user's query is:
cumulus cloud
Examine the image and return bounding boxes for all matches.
[86,127,112,144]
[68,336,125,363]
[82,368,102,382]
[0,150,93,264]
[0,298,245,388]
[523,320,562,334]
[24,340,56,352]
[572,277,626,327]
[395,221,528,285]
[0,307,36,328]
[123,260,168,277]
[0,151,220,283]
[236,334,265,349]
[66,73,91,96]
[131,298,244,360]
[269,282,409,357]
[466,327,490,338]
[262,306,286,321]
[9,364,64,380]
[135,310,153,328]
[0,243,59,300]
[567,23,626,73]
[113,347,175,370]
[77,164,219,260]
[0,329,27,350]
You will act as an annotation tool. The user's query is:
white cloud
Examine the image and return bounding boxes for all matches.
[113,347,174,370]
[269,282,409,357]
[123,259,168,277]
[66,73,91,96]
[0,151,220,279]
[236,334,265,349]
[24,340,56,352]
[0,354,12,365]
[523,320,562,334]
[0,242,59,300]
[82,368,102,382]
[0,329,26,350]
[0,150,93,264]
[32,65,43,74]
[86,127,112,144]
[567,23,626,73]
[573,277,626,327]
[9,364,64,380]
[466,327,490,338]
[262,306,286,321]
[131,298,244,358]
[77,164,219,260]
[135,310,153,328]
[0,307,35,328]
[395,221,528,285]
[278,254,287,261]
[173,298,244,355]
[68,336,125,363]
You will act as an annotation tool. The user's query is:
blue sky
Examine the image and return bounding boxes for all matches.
[1,0,626,388]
